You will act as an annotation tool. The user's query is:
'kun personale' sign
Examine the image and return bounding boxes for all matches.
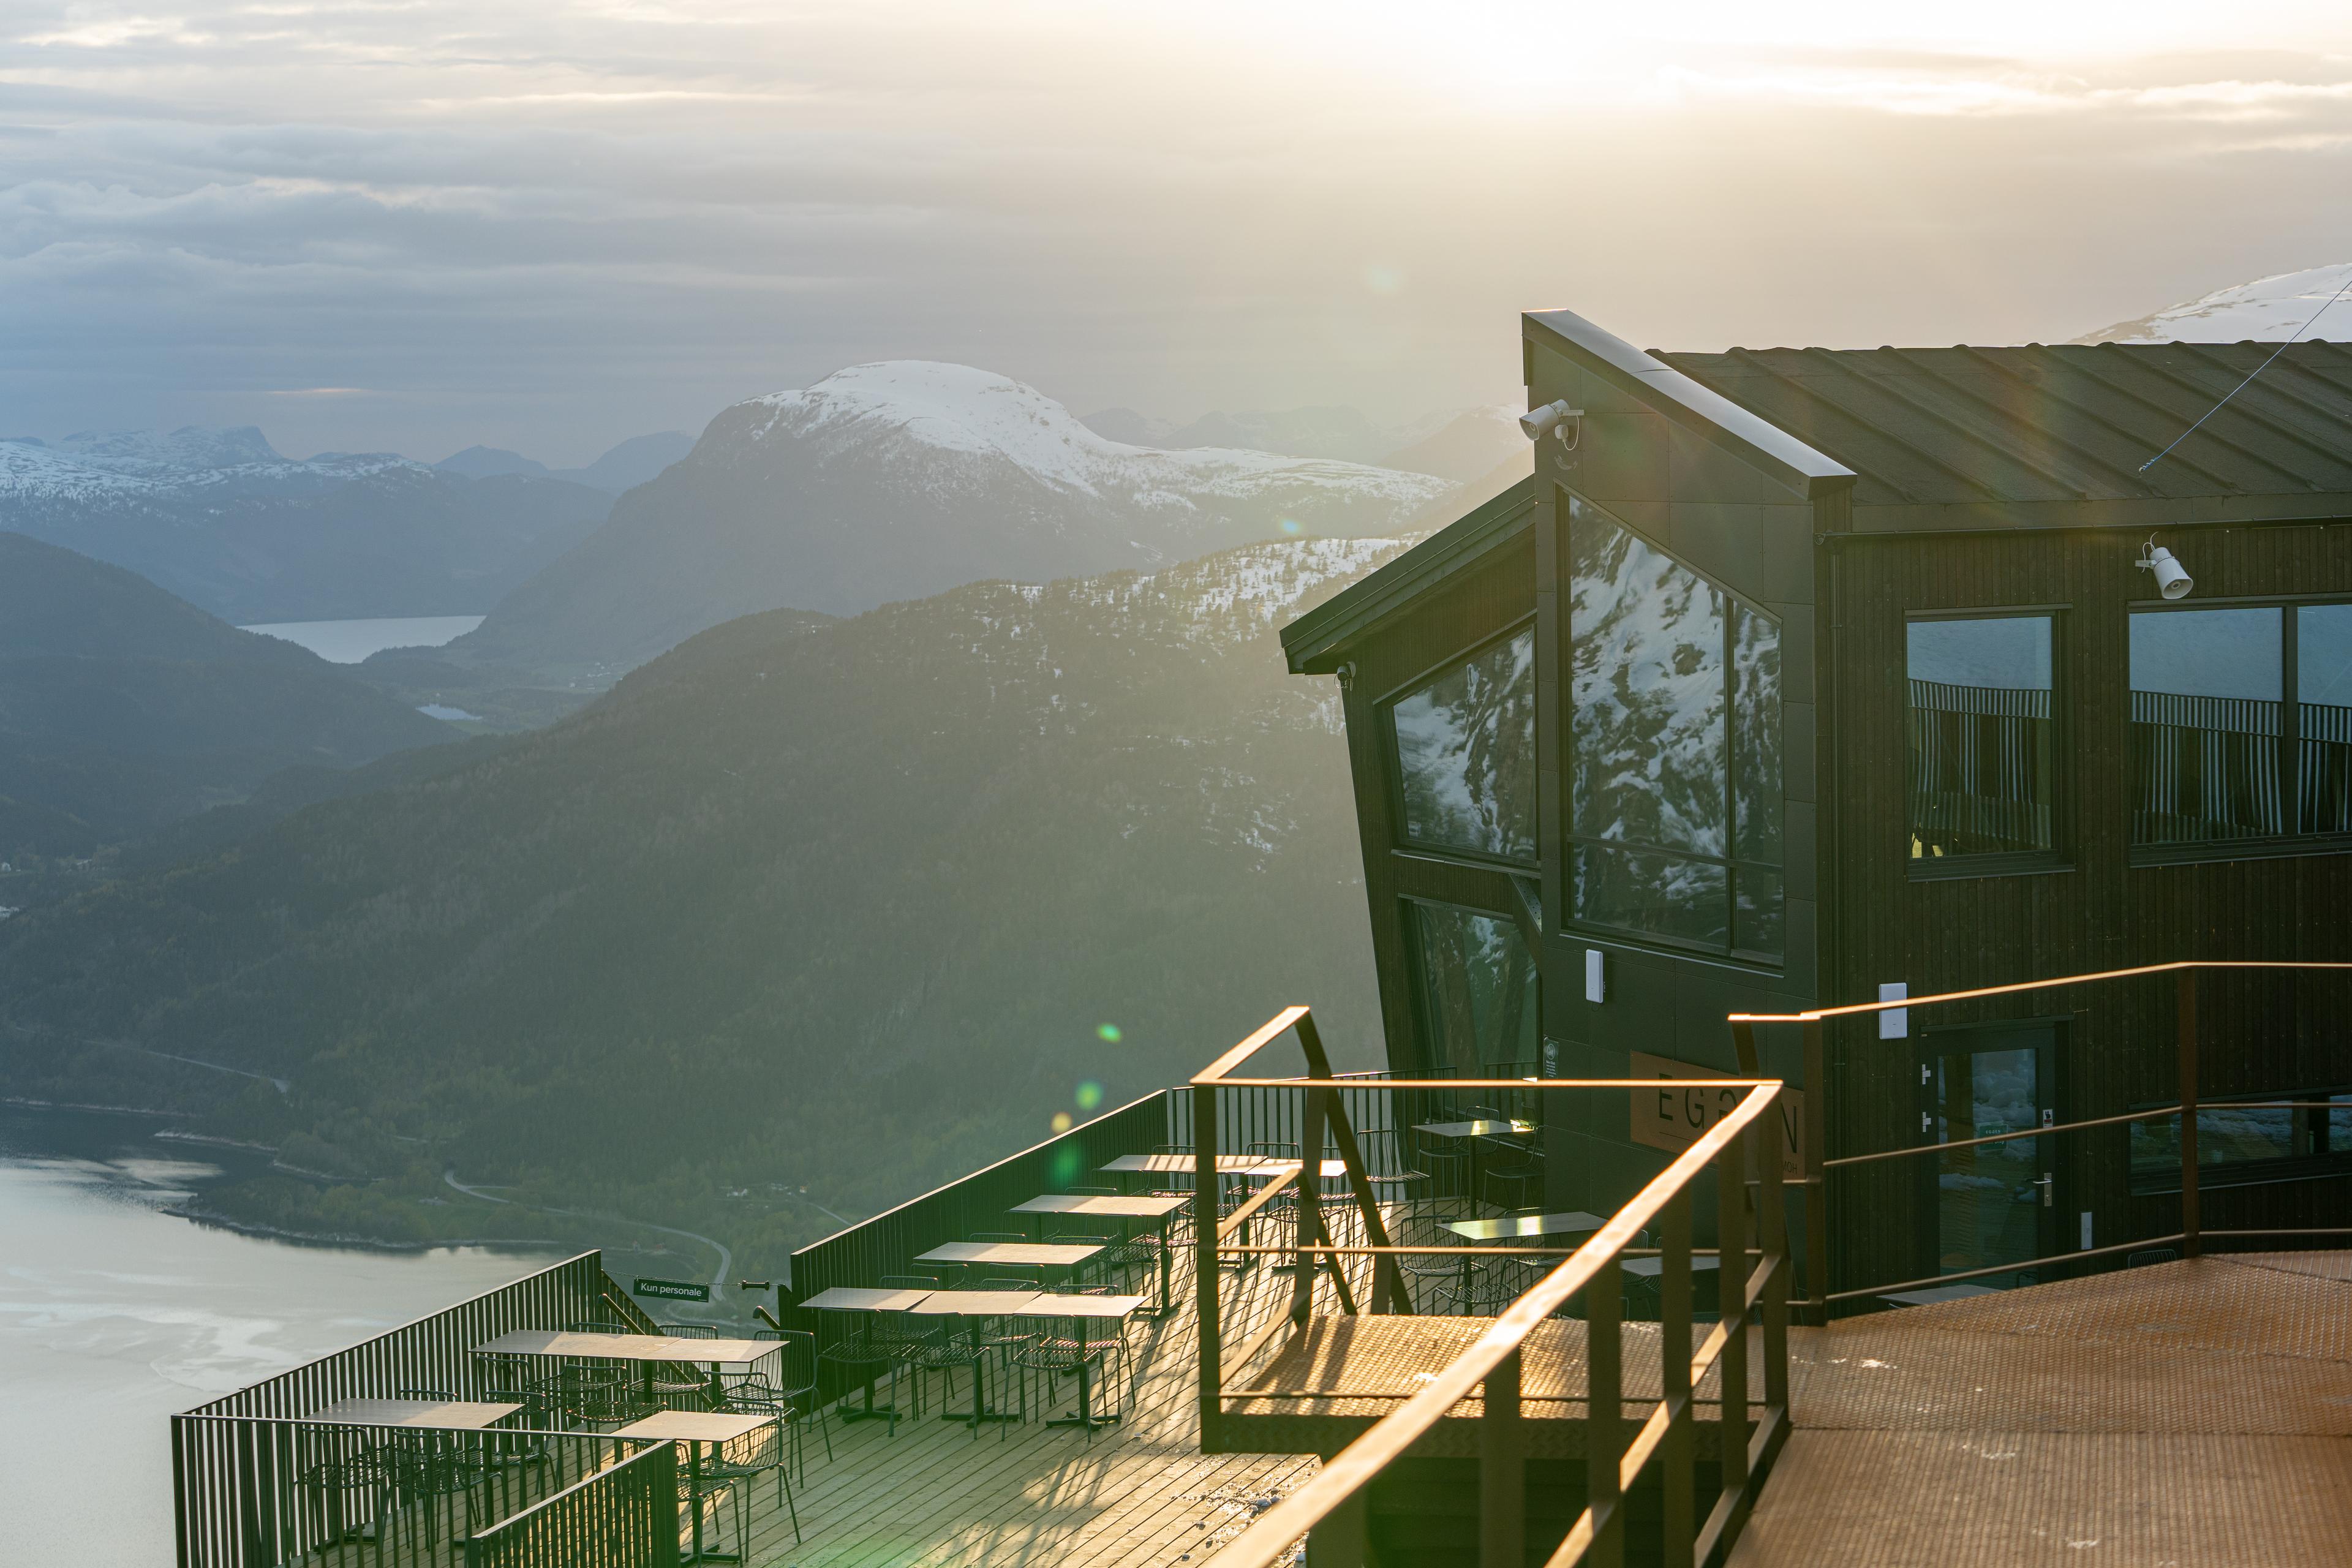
[631,1277,710,1302]
[1627,1051,1804,1178]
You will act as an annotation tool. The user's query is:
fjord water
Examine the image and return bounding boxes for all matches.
[0,1106,545,1561]
[239,614,485,663]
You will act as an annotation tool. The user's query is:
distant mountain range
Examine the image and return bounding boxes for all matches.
[0,427,612,624]
[0,532,1403,1257]
[402,361,1455,686]
[434,432,698,494]
[0,533,452,856]
[2078,263,2352,344]
[1080,402,1523,481]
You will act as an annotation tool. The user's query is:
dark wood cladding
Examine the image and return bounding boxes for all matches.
[1819,519,2352,1295]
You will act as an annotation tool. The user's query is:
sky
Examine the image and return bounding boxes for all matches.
[9,2,2352,464]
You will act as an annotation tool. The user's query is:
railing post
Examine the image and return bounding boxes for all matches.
[1660,1191,1695,1568]
[1587,1251,1624,1568]
[1754,1113,1790,1433]
[1716,1137,1751,1521]
[1801,1019,1830,1324]
[1195,1079,1223,1444]
[2178,970,2200,1260]
[1480,1347,1523,1568]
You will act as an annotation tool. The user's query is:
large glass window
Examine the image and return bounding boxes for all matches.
[1906,616,2056,860]
[1389,625,1537,864]
[2127,601,2352,853]
[2128,1088,2352,1191]
[1409,901,1539,1072]
[1566,496,1782,960]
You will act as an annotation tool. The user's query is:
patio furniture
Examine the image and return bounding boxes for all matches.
[1008,1292,1146,1438]
[704,1415,799,1548]
[612,1410,778,1564]
[799,1286,930,1433]
[904,1290,1039,1437]
[1480,1139,1545,1211]
[913,1240,1104,1289]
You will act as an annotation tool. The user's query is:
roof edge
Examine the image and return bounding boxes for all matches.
[1279,476,1540,674]
[1523,308,1856,499]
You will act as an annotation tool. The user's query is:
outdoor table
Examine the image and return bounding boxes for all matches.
[797,1286,933,1312]
[306,1398,522,1429]
[1412,1118,1536,1140]
[914,1240,1104,1286]
[1441,1211,1607,1308]
[612,1410,774,1564]
[796,1287,930,1425]
[1009,1295,1149,1430]
[1010,1193,1189,1313]
[472,1330,780,1411]
[904,1289,1044,1423]
[1620,1255,1723,1278]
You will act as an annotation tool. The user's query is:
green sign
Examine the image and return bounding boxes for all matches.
[631,1276,710,1302]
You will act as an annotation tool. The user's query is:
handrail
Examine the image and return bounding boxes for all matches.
[1199,995,1787,1568]
[1727,958,2352,1024]
[1738,959,2352,1305]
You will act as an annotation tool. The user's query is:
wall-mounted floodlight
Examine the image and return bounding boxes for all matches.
[2135,537,2193,600]
[1519,399,1583,443]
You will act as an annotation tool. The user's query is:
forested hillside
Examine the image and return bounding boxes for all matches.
[0,536,1401,1275]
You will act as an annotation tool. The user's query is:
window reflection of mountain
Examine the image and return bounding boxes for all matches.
[1390,627,1537,863]
[1411,903,1539,1072]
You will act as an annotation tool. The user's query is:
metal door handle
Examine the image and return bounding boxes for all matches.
[2034,1174,2054,1207]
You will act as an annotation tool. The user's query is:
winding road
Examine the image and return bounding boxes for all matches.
[443,1170,733,1289]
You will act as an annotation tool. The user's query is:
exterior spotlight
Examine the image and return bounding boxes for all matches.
[2135,537,2193,600]
[1519,399,1583,442]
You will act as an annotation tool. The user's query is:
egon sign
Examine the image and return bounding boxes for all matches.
[1627,1050,1805,1178]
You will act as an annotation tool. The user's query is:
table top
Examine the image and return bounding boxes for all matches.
[306,1398,522,1430]
[1414,1118,1536,1139]
[799,1286,932,1313]
[1442,1211,1607,1242]
[612,1411,774,1443]
[473,1330,779,1364]
[1621,1255,1723,1278]
[1099,1154,1349,1178]
[1009,1194,1189,1218]
[914,1241,1103,1267]
[903,1289,1042,1315]
[1011,1294,1149,1321]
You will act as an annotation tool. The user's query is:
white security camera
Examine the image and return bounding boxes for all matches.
[1519,399,1583,441]
[2136,538,2193,600]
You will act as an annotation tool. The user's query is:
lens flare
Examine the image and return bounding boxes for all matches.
[1051,1111,1074,1134]
[1096,1022,1122,1042]
[1076,1080,1104,1111]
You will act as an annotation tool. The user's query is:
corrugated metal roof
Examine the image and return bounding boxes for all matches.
[1653,341,2352,508]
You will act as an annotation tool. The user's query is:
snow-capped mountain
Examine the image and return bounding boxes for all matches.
[437,361,1456,680]
[2077,263,2352,344]
[0,428,611,622]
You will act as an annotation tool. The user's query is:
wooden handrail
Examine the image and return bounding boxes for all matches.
[1201,1080,1785,1568]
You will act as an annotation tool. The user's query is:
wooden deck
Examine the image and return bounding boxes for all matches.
[1732,1253,2352,1567]
[720,1251,1321,1567]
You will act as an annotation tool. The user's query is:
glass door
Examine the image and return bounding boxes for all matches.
[1917,1025,2060,1289]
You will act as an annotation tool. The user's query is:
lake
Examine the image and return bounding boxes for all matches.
[239,614,486,664]
[0,1105,549,1562]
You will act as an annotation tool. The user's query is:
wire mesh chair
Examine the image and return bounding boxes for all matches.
[1008,1291,1129,1442]
[706,1417,799,1547]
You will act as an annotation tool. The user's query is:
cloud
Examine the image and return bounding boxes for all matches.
[4,1,2352,462]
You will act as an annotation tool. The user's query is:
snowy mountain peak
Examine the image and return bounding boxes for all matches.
[2078,263,2352,345]
[750,361,1125,490]
[56,424,284,476]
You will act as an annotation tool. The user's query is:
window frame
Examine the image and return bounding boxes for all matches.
[2124,1084,2352,1194]
[1556,493,1785,968]
[1903,604,2073,882]
[1376,614,1541,873]
[2127,591,2352,868]
[1401,894,1542,1077]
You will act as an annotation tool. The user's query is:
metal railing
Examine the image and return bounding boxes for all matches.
[462,1438,678,1568]
[1730,960,2352,1310]
[1194,1008,1791,1568]
[173,1251,669,1568]
[175,1415,653,1568]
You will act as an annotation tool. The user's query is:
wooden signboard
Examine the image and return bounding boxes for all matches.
[1628,1051,1804,1178]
